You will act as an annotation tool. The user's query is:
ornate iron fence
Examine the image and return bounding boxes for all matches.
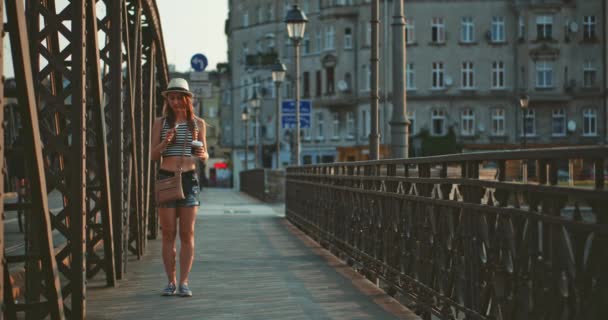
[286,146,608,320]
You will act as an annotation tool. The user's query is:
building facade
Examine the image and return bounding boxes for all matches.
[224,0,606,170]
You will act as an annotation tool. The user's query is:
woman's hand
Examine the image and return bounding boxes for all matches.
[193,145,209,161]
[165,127,177,144]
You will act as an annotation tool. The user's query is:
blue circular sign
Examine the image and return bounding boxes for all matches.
[190,53,208,72]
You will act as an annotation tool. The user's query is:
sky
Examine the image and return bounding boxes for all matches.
[2,0,229,77]
[157,0,229,72]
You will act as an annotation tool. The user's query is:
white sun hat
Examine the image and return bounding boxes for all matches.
[162,78,193,97]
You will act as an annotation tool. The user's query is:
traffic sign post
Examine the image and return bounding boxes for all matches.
[190,53,208,72]
[281,100,312,129]
[281,115,311,129]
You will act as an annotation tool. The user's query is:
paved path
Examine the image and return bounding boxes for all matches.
[86,189,419,320]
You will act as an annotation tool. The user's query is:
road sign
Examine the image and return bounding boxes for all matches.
[190,53,208,72]
[281,100,311,114]
[282,114,311,129]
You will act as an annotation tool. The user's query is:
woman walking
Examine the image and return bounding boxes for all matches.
[151,78,208,297]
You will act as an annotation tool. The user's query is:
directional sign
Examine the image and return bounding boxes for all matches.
[282,115,311,129]
[190,53,208,72]
[281,100,311,114]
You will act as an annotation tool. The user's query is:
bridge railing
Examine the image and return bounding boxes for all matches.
[286,146,608,320]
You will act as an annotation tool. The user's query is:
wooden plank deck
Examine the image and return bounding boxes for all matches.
[86,189,420,320]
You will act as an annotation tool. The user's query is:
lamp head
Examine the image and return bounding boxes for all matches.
[248,89,260,109]
[519,94,530,109]
[271,59,287,84]
[241,107,249,121]
[285,5,308,41]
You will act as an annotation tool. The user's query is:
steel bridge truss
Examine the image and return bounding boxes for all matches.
[1,0,168,318]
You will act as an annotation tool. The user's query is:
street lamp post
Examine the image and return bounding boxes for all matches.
[248,90,261,168]
[272,60,287,169]
[241,108,249,170]
[520,93,530,149]
[285,5,308,166]
[519,93,530,183]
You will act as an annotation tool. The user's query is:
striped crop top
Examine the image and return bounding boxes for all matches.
[160,119,200,157]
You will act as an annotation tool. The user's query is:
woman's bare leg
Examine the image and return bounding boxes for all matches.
[159,208,178,284]
[177,207,197,284]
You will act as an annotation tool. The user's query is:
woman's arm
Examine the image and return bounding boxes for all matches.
[197,118,209,161]
[151,117,169,161]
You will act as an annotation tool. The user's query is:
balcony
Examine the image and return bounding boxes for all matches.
[319,5,359,19]
[245,51,278,68]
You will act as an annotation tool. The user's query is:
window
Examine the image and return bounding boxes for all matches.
[365,23,371,46]
[316,112,324,139]
[303,72,310,97]
[325,25,335,50]
[552,108,566,136]
[492,61,505,89]
[243,12,249,27]
[518,15,525,40]
[242,43,249,62]
[431,18,445,43]
[491,16,505,42]
[315,71,322,97]
[432,62,444,89]
[407,111,415,135]
[346,112,355,138]
[431,110,446,136]
[583,16,596,41]
[303,34,311,54]
[332,112,340,139]
[326,67,335,94]
[491,108,505,136]
[523,109,536,136]
[536,61,553,88]
[315,31,322,53]
[461,108,475,136]
[583,108,597,136]
[583,61,596,87]
[361,109,370,138]
[362,65,371,91]
[536,15,553,40]
[344,73,352,91]
[461,17,474,43]
[256,6,263,24]
[406,18,416,44]
[461,62,474,89]
[267,4,274,21]
[344,28,352,49]
[406,63,415,90]
[302,0,309,13]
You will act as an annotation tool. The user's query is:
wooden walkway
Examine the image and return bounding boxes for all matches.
[86,189,419,320]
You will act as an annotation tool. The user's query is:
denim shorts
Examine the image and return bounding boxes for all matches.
[157,170,200,208]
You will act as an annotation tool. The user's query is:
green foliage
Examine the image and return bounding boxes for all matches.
[418,127,462,156]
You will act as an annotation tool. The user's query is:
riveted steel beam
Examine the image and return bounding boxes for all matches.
[4,0,65,318]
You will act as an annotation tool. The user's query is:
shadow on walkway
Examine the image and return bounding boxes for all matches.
[87,189,419,320]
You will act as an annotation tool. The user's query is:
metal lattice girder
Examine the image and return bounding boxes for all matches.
[25,0,88,317]
[125,0,143,259]
[2,0,169,318]
[85,0,116,286]
[0,3,5,319]
[4,0,65,318]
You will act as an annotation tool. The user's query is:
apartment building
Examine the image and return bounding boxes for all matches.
[224,0,606,169]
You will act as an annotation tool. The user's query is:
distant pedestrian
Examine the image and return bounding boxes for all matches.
[151,78,208,297]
